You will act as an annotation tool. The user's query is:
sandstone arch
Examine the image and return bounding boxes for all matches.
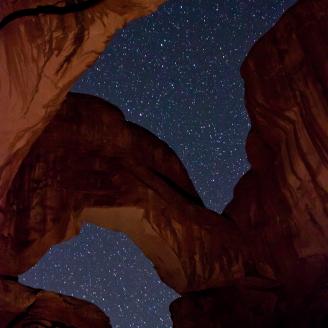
[1,0,328,326]
[4,93,244,294]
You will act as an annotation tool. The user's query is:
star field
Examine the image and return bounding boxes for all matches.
[21,1,296,327]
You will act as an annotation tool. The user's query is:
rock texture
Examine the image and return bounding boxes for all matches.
[0,0,165,214]
[3,93,244,294]
[170,279,280,328]
[1,0,328,326]
[0,277,111,327]
[225,0,328,278]
[171,0,328,327]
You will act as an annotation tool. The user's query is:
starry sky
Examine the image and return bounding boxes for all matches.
[21,1,296,327]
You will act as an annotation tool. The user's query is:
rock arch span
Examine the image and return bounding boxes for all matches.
[4,93,244,294]
[1,0,328,326]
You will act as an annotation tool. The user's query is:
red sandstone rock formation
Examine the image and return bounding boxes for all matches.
[4,93,244,293]
[0,278,111,327]
[225,0,328,279]
[0,0,165,212]
[171,0,328,326]
[1,0,328,326]
[0,93,244,326]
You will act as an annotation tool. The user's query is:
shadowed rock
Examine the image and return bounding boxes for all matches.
[0,278,111,327]
[0,0,328,326]
[225,0,328,278]
[4,93,244,294]
[171,0,328,326]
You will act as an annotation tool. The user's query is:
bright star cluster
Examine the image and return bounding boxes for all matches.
[21,1,296,327]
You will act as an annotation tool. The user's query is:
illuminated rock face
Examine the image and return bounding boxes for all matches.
[0,0,165,211]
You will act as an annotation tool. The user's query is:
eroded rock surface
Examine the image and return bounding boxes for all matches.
[0,278,111,327]
[225,0,328,283]
[0,0,328,326]
[0,0,165,212]
[3,93,244,294]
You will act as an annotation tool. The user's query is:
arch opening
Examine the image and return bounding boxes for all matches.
[21,223,178,328]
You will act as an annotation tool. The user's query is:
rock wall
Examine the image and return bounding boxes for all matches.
[225,0,328,282]
[4,93,244,294]
[0,92,245,326]
[0,0,164,213]
[172,0,328,326]
[1,0,328,326]
[0,278,111,327]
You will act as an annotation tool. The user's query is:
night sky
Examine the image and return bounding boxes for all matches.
[21,1,296,327]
